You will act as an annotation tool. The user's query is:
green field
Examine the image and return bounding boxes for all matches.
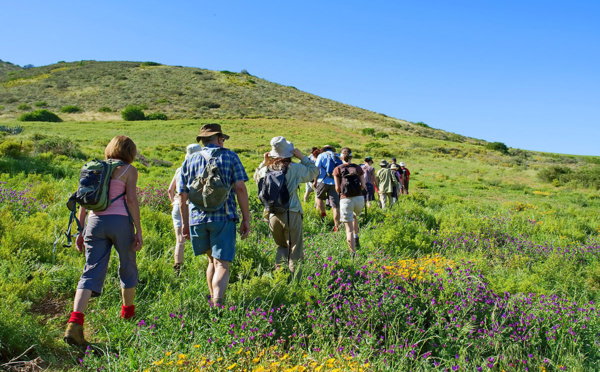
[2,118,600,371]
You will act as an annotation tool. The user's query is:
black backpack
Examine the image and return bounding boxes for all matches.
[341,166,363,197]
[258,166,290,214]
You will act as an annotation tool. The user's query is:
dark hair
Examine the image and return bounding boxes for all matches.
[270,158,292,171]
[340,147,352,163]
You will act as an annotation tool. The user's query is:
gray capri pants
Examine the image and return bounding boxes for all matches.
[77,214,138,296]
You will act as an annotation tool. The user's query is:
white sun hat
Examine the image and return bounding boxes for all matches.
[269,136,294,158]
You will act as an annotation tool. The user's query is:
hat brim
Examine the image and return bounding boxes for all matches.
[196,132,230,142]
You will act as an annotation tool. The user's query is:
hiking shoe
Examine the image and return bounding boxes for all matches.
[173,263,183,276]
[354,236,360,249]
[64,322,88,346]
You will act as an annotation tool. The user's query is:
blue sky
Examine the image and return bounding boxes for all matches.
[2,0,599,155]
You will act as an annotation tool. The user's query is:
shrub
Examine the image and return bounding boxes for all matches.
[121,105,145,121]
[0,139,33,158]
[486,141,509,154]
[220,70,236,75]
[414,121,430,128]
[17,103,31,111]
[361,128,375,136]
[146,112,168,121]
[197,101,220,109]
[0,105,4,111]
[156,98,170,104]
[140,62,161,67]
[18,110,62,122]
[98,106,112,112]
[35,136,85,158]
[0,125,24,135]
[60,105,82,113]
[375,132,389,139]
[34,101,47,107]
[537,166,571,183]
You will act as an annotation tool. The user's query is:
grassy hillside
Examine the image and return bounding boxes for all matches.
[2,117,600,370]
[0,59,485,144]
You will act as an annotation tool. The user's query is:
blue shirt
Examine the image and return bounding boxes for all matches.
[315,150,341,185]
[178,144,249,225]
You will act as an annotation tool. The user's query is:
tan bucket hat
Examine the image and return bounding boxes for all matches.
[196,123,230,142]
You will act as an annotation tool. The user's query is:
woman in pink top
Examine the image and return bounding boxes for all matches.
[64,136,143,346]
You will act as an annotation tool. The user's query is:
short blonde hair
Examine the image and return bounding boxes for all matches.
[105,136,137,164]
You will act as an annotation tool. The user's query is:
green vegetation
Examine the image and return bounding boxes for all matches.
[98,106,112,112]
[17,109,62,122]
[121,105,146,121]
[486,141,509,154]
[146,112,168,120]
[1,117,600,370]
[34,101,47,107]
[17,103,31,111]
[59,105,82,113]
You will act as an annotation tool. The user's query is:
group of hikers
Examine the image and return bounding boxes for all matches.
[63,124,410,346]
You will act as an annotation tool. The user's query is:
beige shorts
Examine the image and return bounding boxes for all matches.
[340,196,365,223]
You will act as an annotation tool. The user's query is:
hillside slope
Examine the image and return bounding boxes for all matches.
[0,60,478,144]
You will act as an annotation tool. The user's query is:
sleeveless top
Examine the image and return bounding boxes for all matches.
[91,164,130,217]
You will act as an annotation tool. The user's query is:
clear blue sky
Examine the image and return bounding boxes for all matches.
[2,0,599,155]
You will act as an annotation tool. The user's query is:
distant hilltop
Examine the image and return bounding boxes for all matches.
[0,59,477,144]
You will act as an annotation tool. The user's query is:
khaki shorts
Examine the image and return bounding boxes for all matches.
[340,195,365,223]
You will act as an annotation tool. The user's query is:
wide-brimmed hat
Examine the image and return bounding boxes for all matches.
[185,143,202,159]
[379,159,389,168]
[390,164,400,170]
[196,123,230,142]
[400,162,406,167]
[269,136,294,159]
[322,144,335,152]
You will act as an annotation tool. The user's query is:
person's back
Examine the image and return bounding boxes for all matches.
[376,167,396,193]
[314,145,342,231]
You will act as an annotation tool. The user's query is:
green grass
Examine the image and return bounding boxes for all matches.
[1,118,600,370]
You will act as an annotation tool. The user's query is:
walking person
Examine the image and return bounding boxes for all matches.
[390,163,404,202]
[360,156,377,207]
[376,159,399,209]
[332,148,366,255]
[178,124,251,307]
[254,137,319,276]
[64,136,143,346]
[314,145,342,231]
[168,143,201,274]
[303,147,321,203]
[400,162,410,194]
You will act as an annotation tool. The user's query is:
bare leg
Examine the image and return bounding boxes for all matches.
[332,207,340,230]
[206,254,215,299]
[345,222,355,254]
[211,257,230,305]
[73,289,93,313]
[122,287,135,306]
[174,226,185,265]
[316,198,326,216]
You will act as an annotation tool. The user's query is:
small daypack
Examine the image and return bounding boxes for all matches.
[188,148,232,212]
[257,166,290,214]
[323,153,342,178]
[341,166,363,197]
[63,159,126,247]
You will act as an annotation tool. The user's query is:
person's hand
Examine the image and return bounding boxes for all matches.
[75,233,84,253]
[182,224,190,240]
[263,152,271,165]
[291,148,304,159]
[133,232,143,251]
[336,188,341,194]
[239,219,251,240]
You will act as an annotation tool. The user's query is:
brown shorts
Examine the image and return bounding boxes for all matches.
[315,182,339,208]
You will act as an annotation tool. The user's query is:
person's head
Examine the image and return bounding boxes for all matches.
[390,164,400,171]
[400,162,406,168]
[311,146,320,157]
[196,123,230,146]
[364,156,373,164]
[105,135,137,164]
[340,147,353,163]
[185,143,202,159]
[391,157,397,164]
[321,145,335,153]
[379,159,389,168]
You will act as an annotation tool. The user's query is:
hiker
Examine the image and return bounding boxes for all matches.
[400,162,410,194]
[178,124,251,307]
[168,143,201,274]
[254,137,319,275]
[64,136,142,346]
[360,156,376,207]
[332,148,366,255]
[314,145,343,231]
[390,163,404,202]
[303,147,321,203]
[376,159,399,209]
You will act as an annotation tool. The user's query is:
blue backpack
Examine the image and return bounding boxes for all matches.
[323,152,342,178]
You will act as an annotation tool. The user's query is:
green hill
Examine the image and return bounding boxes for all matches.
[0,59,478,144]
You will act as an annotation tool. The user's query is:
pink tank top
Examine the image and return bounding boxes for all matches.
[91,175,129,217]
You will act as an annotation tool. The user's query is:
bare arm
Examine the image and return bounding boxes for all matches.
[234,180,251,240]
[75,206,87,252]
[180,192,190,239]
[168,175,176,203]
[125,167,143,251]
